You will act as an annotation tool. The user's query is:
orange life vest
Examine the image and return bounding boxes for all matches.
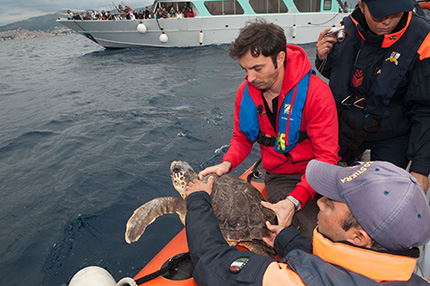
[262,228,424,285]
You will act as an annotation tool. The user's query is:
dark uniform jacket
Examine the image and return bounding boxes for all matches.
[185,191,429,285]
[315,9,430,176]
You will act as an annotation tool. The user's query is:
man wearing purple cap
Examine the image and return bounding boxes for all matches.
[185,160,430,285]
[316,0,430,194]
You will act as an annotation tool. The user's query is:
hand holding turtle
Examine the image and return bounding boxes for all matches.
[411,171,429,193]
[316,27,338,61]
[261,199,295,228]
[198,161,232,179]
[185,176,214,197]
[262,221,285,248]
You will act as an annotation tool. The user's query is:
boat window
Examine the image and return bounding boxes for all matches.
[293,0,321,12]
[323,0,332,10]
[249,0,288,14]
[204,0,244,15]
[155,2,197,15]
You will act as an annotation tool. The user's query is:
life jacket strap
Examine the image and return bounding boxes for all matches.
[257,131,277,146]
[257,131,308,147]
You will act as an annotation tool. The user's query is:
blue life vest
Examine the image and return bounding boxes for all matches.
[239,70,313,153]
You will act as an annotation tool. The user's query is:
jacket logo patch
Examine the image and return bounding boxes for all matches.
[374,67,382,76]
[229,257,249,273]
[352,69,363,87]
[385,51,401,65]
[283,103,291,115]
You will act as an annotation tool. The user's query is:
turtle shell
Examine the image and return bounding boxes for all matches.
[202,174,277,242]
[170,161,277,244]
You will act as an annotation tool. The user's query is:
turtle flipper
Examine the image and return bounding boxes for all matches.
[125,197,186,244]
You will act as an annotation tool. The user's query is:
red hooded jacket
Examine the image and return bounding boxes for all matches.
[223,45,340,204]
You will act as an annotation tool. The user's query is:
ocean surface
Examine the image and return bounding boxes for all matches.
[0,34,317,285]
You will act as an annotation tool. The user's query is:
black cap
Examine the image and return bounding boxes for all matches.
[363,0,414,18]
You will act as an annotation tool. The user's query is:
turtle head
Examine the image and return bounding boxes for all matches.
[170,161,198,199]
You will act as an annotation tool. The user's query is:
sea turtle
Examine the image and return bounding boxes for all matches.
[125,161,277,258]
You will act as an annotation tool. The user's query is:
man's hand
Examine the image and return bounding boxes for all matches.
[316,27,338,61]
[261,199,296,228]
[198,161,232,179]
[262,221,285,248]
[185,176,214,197]
[411,171,429,193]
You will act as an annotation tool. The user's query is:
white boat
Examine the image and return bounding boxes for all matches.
[57,0,349,48]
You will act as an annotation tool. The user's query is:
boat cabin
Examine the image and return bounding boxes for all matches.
[153,0,343,17]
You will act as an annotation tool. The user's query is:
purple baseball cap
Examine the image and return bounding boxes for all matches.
[363,0,414,19]
[306,160,430,251]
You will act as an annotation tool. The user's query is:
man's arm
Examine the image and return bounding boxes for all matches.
[198,161,232,178]
[199,83,254,179]
[185,179,312,285]
[406,55,430,192]
[186,190,274,285]
[315,28,336,79]
[273,226,312,258]
[287,75,340,206]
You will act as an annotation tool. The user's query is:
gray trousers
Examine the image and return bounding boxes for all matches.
[265,173,319,243]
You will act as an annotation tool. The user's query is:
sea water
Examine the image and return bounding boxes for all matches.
[0,34,317,285]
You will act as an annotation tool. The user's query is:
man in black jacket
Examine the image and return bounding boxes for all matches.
[316,0,430,193]
[185,160,430,285]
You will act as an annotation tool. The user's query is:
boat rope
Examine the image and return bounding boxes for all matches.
[307,12,343,25]
[134,252,191,285]
[155,18,164,32]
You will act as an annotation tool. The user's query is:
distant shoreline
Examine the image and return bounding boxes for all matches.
[0,26,72,42]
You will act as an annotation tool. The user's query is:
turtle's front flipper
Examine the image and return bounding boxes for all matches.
[125,197,186,244]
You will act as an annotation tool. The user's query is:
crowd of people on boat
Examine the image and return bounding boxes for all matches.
[66,4,195,21]
[154,6,195,19]
[67,9,116,21]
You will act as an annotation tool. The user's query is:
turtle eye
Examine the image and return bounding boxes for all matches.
[172,165,181,173]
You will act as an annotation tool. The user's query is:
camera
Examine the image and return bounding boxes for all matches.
[326,25,347,42]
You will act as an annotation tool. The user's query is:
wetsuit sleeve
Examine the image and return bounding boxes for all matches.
[223,83,255,171]
[274,227,312,258]
[288,74,340,205]
[406,54,430,176]
[185,191,275,285]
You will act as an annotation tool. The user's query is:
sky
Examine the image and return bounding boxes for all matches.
[0,0,153,26]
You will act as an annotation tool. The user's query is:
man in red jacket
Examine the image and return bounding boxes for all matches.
[199,20,340,241]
